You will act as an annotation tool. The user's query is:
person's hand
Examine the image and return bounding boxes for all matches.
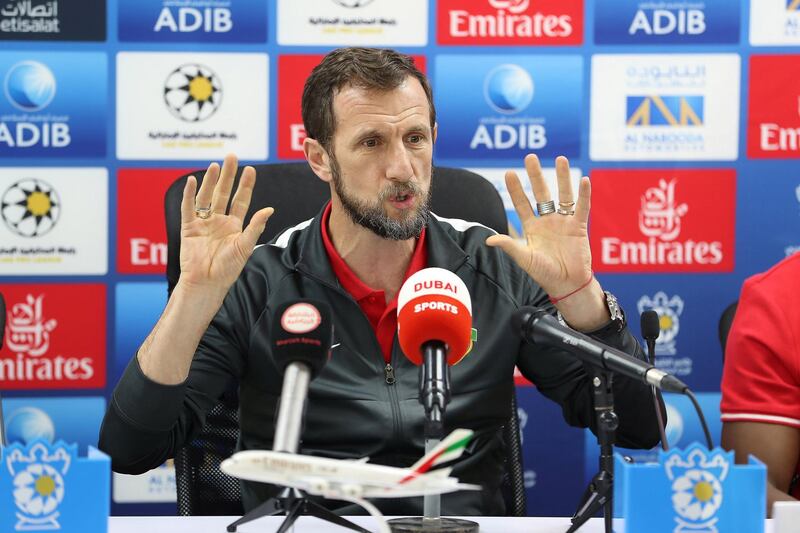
[178,153,274,293]
[486,154,592,300]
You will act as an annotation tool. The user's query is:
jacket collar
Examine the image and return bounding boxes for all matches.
[294,206,471,287]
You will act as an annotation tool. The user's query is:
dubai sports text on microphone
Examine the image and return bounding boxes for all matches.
[397,268,472,436]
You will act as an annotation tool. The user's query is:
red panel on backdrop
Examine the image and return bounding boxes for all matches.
[589,169,736,273]
[747,55,800,159]
[1,284,106,389]
[437,0,583,46]
[117,168,193,274]
[277,55,428,160]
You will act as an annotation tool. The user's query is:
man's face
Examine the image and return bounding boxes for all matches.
[327,77,435,240]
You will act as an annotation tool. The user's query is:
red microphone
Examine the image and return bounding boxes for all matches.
[397,268,472,437]
[397,268,473,365]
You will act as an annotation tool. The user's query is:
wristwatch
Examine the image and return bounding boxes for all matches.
[557,290,626,333]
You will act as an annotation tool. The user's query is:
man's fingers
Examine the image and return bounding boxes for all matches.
[229,166,258,220]
[241,207,274,250]
[524,153,551,204]
[196,162,220,211]
[574,176,591,223]
[181,176,198,225]
[212,153,238,214]
[505,170,535,223]
[485,234,530,269]
[555,156,575,207]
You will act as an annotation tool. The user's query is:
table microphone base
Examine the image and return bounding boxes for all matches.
[387,517,479,533]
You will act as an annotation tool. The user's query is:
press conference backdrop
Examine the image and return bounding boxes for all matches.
[0,0,798,517]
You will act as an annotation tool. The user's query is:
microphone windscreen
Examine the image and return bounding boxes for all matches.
[641,309,661,341]
[397,268,472,366]
[272,299,333,378]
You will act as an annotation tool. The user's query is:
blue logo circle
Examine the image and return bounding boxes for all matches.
[4,61,57,112]
[6,407,56,445]
[484,64,534,114]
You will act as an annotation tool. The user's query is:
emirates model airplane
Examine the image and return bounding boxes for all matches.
[221,428,480,532]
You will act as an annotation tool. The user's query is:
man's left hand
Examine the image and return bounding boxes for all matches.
[486,154,610,331]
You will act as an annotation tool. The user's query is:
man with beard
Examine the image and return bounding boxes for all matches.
[100,47,663,516]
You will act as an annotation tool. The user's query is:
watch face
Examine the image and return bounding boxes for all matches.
[605,291,624,323]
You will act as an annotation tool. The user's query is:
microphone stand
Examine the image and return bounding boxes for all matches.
[388,343,478,533]
[227,363,370,533]
[567,368,617,533]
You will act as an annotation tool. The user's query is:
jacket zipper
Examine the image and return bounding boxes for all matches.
[384,363,396,384]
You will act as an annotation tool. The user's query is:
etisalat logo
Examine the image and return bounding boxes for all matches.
[471,63,546,151]
[6,441,72,531]
[637,292,684,356]
[2,294,94,382]
[665,448,728,533]
[1,178,60,237]
[601,178,723,267]
[163,63,222,123]
[0,1,61,34]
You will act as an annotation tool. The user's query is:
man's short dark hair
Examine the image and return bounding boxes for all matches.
[301,47,435,150]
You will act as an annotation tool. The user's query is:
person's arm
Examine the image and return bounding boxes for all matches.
[722,422,799,514]
[98,154,273,472]
[720,262,800,516]
[489,153,664,448]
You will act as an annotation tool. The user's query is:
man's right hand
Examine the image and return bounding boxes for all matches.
[135,154,273,385]
[178,153,274,295]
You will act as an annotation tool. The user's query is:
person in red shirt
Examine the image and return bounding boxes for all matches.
[721,252,800,515]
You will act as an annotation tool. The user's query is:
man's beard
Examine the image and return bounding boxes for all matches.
[329,154,432,241]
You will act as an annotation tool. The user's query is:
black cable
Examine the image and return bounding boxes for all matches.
[685,388,714,449]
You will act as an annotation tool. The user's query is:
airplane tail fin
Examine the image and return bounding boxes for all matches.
[407,429,473,477]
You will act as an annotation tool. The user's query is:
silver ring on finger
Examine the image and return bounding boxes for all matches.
[536,200,556,216]
[194,206,213,219]
[559,201,575,208]
[557,208,575,216]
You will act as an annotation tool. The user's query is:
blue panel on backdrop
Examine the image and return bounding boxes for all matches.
[583,392,722,484]
[594,0,740,44]
[434,55,582,161]
[736,164,800,274]
[516,386,586,516]
[118,0,267,42]
[113,283,167,386]
[2,397,106,455]
[0,52,106,157]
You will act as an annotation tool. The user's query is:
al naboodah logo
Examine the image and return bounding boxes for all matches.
[626,96,704,127]
[1,178,60,237]
[163,63,222,122]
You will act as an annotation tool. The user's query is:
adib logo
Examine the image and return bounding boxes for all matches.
[628,7,706,37]
[118,0,266,43]
[1,178,60,237]
[0,53,106,157]
[626,96,703,127]
[163,63,222,123]
[436,55,581,159]
[1,61,67,149]
[637,292,684,356]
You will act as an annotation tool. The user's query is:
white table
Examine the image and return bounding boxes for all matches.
[109,516,776,533]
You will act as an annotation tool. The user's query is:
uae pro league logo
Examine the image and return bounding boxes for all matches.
[1,179,61,237]
[4,61,56,112]
[484,64,534,114]
[163,63,222,122]
[6,442,72,531]
[666,447,728,532]
[637,291,684,356]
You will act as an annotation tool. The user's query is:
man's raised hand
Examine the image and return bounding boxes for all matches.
[178,153,274,293]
